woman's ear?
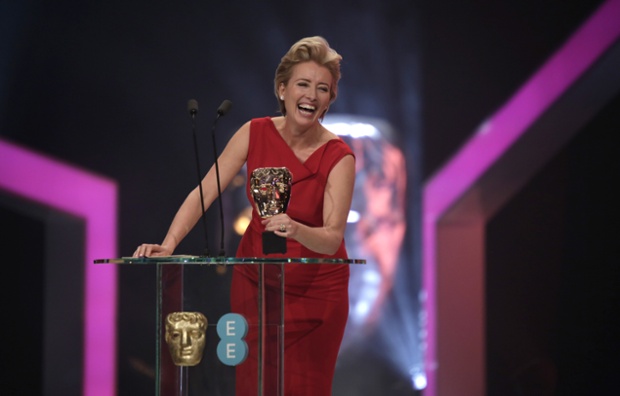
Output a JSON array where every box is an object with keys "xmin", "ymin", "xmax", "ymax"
[{"xmin": 278, "ymin": 83, "xmax": 285, "ymax": 99}]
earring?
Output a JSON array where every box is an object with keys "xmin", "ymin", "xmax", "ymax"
[{"xmin": 280, "ymin": 95, "xmax": 284, "ymax": 101}]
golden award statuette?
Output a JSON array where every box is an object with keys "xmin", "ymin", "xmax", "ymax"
[
  {"xmin": 165, "ymin": 312, "xmax": 208, "ymax": 366},
  {"xmin": 250, "ymin": 167, "xmax": 293, "ymax": 254}
]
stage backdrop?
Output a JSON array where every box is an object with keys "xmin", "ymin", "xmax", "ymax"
[{"xmin": 3, "ymin": 0, "xmax": 615, "ymax": 395}]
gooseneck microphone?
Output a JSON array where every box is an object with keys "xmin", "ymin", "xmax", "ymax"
[
  {"xmin": 188, "ymin": 99, "xmax": 211, "ymax": 257},
  {"xmin": 217, "ymin": 99, "xmax": 232, "ymax": 117},
  {"xmin": 212, "ymin": 99, "xmax": 233, "ymax": 256}
]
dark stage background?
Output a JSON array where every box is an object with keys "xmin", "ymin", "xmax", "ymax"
[{"xmin": 2, "ymin": 0, "xmax": 618, "ymax": 395}]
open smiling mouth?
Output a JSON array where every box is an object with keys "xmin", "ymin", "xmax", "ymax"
[{"xmin": 298, "ymin": 104, "xmax": 316, "ymax": 115}]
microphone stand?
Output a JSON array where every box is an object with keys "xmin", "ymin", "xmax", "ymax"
[
  {"xmin": 188, "ymin": 99, "xmax": 211, "ymax": 257},
  {"xmin": 212, "ymin": 100, "xmax": 232, "ymax": 256}
]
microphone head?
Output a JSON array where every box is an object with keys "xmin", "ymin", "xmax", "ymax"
[
  {"xmin": 188, "ymin": 99, "xmax": 199, "ymax": 116},
  {"xmin": 217, "ymin": 99, "xmax": 232, "ymax": 116}
]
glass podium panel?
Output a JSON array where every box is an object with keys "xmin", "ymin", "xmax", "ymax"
[{"xmin": 95, "ymin": 257, "xmax": 364, "ymax": 396}]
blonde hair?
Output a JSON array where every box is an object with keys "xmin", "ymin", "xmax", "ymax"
[{"xmin": 274, "ymin": 36, "xmax": 342, "ymax": 115}]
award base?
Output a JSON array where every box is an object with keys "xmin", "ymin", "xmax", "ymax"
[{"xmin": 262, "ymin": 232, "xmax": 287, "ymax": 255}]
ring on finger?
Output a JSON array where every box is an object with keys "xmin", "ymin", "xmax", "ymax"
[{"xmin": 279, "ymin": 223, "xmax": 286, "ymax": 232}]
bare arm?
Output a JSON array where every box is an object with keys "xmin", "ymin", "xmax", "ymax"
[
  {"xmin": 262, "ymin": 154, "xmax": 355, "ymax": 255},
  {"xmin": 134, "ymin": 121, "xmax": 250, "ymax": 257}
]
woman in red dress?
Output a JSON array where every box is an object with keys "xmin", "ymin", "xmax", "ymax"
[{"xmin": 135, "ymin": 36, "xmax": 355, "ymax": 395}]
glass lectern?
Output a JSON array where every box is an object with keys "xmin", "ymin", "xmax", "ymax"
[{"xmin": 95, "ymin": 256, "xmax": 364, "ymax": 396}]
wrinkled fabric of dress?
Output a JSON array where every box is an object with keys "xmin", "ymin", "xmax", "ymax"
[{"xmin": 232, "ymin": 117, "xmax": 354, "ymax": 395}]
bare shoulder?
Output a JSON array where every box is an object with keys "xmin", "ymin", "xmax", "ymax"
[
  {"xmin": 223, "ymin": 120, "xmax": 251, "ymax": 159},
  {"xmin": 322, "ymin": 125, "xmax": 340, "ymax": 143},
  {"xmin": 231, "ymin": 120, "xmax": 252, "ymax": 139}
]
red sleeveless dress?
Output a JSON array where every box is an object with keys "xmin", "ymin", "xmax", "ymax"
[{"xmin": 232, "ymin": 117, "xmax": 353, "ymax": 395}]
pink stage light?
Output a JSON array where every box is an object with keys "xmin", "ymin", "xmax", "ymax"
[
  {"xmin": 0, "ymin": 138, "xmax": 118, "ymax": 396},
  {"xmin": 422, "ymin": 0, "xmax": 620, "ymax": 395}
]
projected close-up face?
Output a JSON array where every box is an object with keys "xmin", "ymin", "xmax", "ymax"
[{"xmin": 323, "ymin": 115, "xmax": 408, "ymax": 347}]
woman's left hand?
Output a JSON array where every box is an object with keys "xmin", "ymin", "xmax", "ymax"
[{"xmin": 262, "ymin": 214, "xmax": 297, "ymax": 238}]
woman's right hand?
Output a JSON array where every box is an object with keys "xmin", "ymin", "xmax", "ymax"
[{"xmin": 133, "ymin": 243, "xmax": 173, "ymax": 258}]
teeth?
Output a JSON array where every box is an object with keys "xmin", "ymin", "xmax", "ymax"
[{"xmin": 298, "ymin": 104, "xmax": 315, "ymax": 112}]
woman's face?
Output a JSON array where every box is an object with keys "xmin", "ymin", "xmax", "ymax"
[{"xmin": 279, "ymin": 61, "xmax": 333, "ymax": 126}]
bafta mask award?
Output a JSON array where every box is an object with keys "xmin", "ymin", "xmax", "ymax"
[
  {"xmin": 165, "ymin": 312, "xmax": 208, "ymax": 366},
  {"xmin": 250, "ymin": 167, "xmax": 293, "ymax": 254}
]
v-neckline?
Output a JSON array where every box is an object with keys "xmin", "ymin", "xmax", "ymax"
[{"xmin": 267, "ymin": 118, "xmax": 332, "ymax": 165}]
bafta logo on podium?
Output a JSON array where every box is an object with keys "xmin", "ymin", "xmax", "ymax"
[{"xmin": 165, "ymin": 312, "xmax": 208, "ymax": 366}]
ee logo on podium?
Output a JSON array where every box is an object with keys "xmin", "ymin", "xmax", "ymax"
[{"xmin": 216, "ymin": 313, "xmax": 248, "ymax": 366}]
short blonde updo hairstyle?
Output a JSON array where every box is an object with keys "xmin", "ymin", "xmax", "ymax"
[{"xmin": 274, "ymin": 36, "xmax": 342, "ymax": 116}]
